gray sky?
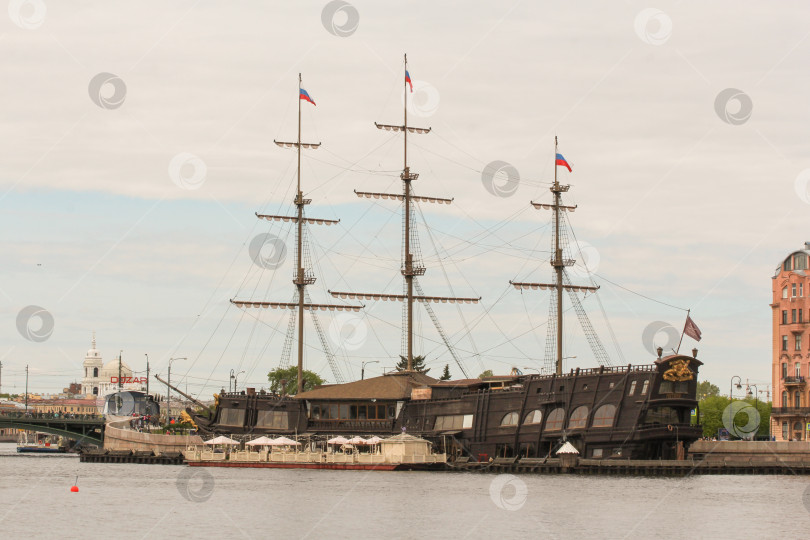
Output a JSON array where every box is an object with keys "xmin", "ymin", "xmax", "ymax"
[{"xmin": 2, "ymin": 0, "xmax": 808, "ymax": 400}]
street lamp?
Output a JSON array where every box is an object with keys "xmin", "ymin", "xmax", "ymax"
[
  {"xmin": 167, "ymin": 357, "xmax": 187, "ymax": 424},
  {"xmin": 730, "ymin": 375, "xmax": 742, "ymax": 399},
  {"xmin": 232, "ymin": 370, "xmax": 245, "ymax": 392},
  {"xmin": 361, "ymin": 360, "xmax": 379, "ymax": 380}
]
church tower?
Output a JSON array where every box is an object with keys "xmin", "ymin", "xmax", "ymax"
[{"xmin": 81, "ymin": 332, "xmax": 103, "ymax": 396}]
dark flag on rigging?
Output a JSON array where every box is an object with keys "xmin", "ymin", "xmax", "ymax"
[{"xmin": 683, "ymin": 315, "xmax": 702, "ymax": 342}]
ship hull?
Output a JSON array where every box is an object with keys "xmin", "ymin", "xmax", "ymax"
[{"xmin": 192, "ymin": 354, "xmax": 703, "ymax": 462}]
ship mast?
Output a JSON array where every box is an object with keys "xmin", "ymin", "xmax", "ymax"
[
  {"xmin": 510, "ymin": 137, "xmax": 599, "ymax": 375},
  {"xmin": 330, "ymin": 54, "xmax": 480, "ymax": 372},
  {"xmin": 231, "ymin": 74, "xmax": 362, "ymax": 394}
]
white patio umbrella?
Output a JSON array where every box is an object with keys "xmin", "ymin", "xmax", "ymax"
[
  {"xmin": 204, "ymin": 435, "xmax": 240, "ymax": 445},
  {"xmin": 347, "ymin": 436, "xmax": 368, "ymax": 445},
  {"xmin": 366, "ymin": 436, "xmax": 384, "ymax": 444},
  {"xmin": 327, "ymin": 436, "xmax": 349, "ymax": 445},
  {"xmin": 271, "ymin": 436, "xmax": 301, "ymax": 446},
  {"xmin": 246, "ymin": 436, "xmax": 276, "ymax": 446}
]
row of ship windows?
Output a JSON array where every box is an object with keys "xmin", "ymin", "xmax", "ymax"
[{"xmin": 432, "ymin": 404, "xmax": 619, "ymax": 432}]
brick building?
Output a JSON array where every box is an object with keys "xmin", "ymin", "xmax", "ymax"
[{"xmin": 771, "ymin": 243, "xmax": 810, "ymax": 441}]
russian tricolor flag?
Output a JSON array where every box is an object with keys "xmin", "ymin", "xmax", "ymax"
[
  {"xmin": 300, "ymin": 88, "xmax": 316, "ymax": 106},
  {"xmin": 405, "ymin": 70, "xmax": 413, "ymax": 93},
  {"xmin": 555, "ymin": 153, "xmax": 571, "ymax": 172}
]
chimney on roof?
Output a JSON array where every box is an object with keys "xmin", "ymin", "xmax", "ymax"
[{"xmin": 805, "ymin": 241, "xmax": 810, "ymax": 250}]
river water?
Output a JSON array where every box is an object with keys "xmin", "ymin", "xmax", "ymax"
[{"xmin": 1, "ymin": 442, "xmax": 809, "ymax": 539}]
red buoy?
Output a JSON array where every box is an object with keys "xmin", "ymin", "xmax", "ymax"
[{"xmin": 70, "ymin": 486, "xmax": 79, "ymax": 493}]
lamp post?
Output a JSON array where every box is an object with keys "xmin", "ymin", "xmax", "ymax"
[
  {"xmin": 361, "ymin": 360, "xmax": 379, "ymax": 380},
  {"xmin": 730, "ymin": 375, "xmax": 742, "ymax": 399},
  {"xmin": 233, "ymin": 370, "xmax": 245, "ymax": 393},
  {"xmin": 167, "ymin": 357, "xmax": 187, "ymax": 424}
]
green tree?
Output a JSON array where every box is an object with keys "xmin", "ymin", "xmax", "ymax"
[
  {"xmin": 395, "ymin": 355, "xmax": 430, "ymax": 373},
  {"xmin": 695, "ymin": 394, "xmax": 772, "ymax": 439},
  {"xmin": 478, "ymin": 369, "xmax": 493, "ymax": 379},
  {"xmin": 440, "ymin": 364, "xmax": 451, "ymax": 381},
  {"xmin": 267, "ymin": 366, "xmax": 325, "ymax": 396},
  {"xmin": 697, "ymin": 380, "xmax": 720, "ymax": 400}
]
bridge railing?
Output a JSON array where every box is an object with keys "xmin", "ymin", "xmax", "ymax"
[{"xmin": 0, "ymin": 411, "xmax": 105, "ymax": 422}]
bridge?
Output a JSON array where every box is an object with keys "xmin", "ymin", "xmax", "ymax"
[{"xmin": 0, "ymin": 412, "xmax": 105, "ymax": 446}]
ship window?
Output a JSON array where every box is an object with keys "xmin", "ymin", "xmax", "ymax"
[
  {"xmin": 642, "ymin": 406, "xmax": 679, "ymax": 425},
  {"xmin": 592, "ymin": 448, "xmax": 603, "ymax": 458},
  {"xmin": 367, "ymin": 405, "xmax": 377, "ymax": 420},
  {"xmin": 583, "ymin": 384, "xmax": 589, "ymax": 391},
  {"xmin": 329, "ymin": 404, "xmax": 338, "ymax": 419},
  {"xmin": 592, "ymin": 404, "xmax": 617, "ymax": 427},
  {"xmin": 220, "ymin": 407, "xmax": 245, "ymax": 427},
  {"xmin": 311, "ymin": 405, "xmax": 320, "ymax": 419},
  {"xmin": 256, "ymin": 410, "xmax": 289, "ymax": 429},
  {"xmin": 641, "ymin": 380, "xmax": 649, "ymax": 395},
  {"xmin": 545, "ymin": 408, "xmax": 565, "ymax": 431},
  {"xmin": 567, "ymin": 406, "xmax": 589, "ymax": 429},
  {"xmin": 612, "ymin": 448, "xmax": 622, "ymax": 457},
  {"xmin": 434, "ymin": 414, "xmax": 473, "ymax": 431},
  {"xmin": 387, "ymin": 405, "xmax": 396, "ymax": 419},
  {"xmin": 523, "ymin": 409, "xmax": 543, "ymax": 425},
  {"xmin": 500, "ymin": 412, "xmax": 519, "ymax": 426},
  {"xmin": 339, "ymin": 404, "xmax": 349, "ymax": 419},
  {"xmin": 628, "ymin": 381, "xmax": 637, "ymax": 396},
  {"xmin": 674, "ymin": 381, "xmax": 688, "ymax": 393},
  {"xmin": 609, "ymin": 382, "xmax": 615, "ymax": 389}
]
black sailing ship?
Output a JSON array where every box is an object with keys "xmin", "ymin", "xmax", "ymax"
[{"xmin": 189, "ymin": 57, "xmax": 703, "ymax": 461}]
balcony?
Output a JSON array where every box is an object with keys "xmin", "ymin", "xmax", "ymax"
[
  {"xmin": 771, "ymin": 407, "xmax": 810, "ymax": 415},
  {"xmin": 783, "ymin": 376, "xmax": 806, "ymax": 387}
]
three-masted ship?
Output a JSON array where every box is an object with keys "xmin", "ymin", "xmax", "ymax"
[{"xmin": 190, "ymin": 57, "xmax": 703, "ymax": 461}]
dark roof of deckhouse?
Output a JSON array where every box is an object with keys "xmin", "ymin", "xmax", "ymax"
[{"xmin": 294, "ymin": 371, "xmax": 437, "ymax": 401}]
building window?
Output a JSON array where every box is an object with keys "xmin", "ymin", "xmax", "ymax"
[
  {"xmin": 792, "ymin": 309, "xmax": 797, "ymax": 323},
  {"xmin": 802, "ymin": 284, "xmax": 805, "ymax": 297},
  {"xmin": 783, "ymin": 310, "xmax": 788, "ymax": 324},
  {"xmin": 500, "ymin": 412, "xmax": 519, "ymax": 427},
  {"xmin": 93, "ymin": 368, "xmax": 98, "ymax": 378},
  {"xmin": 567, "ymin": 406, "xmax": 589, "ymax": 429},
  {"xmin": 797, "ymin": 254, "xmax": 808, "ymax": 270},
  {"xmin": 783, "ymin": 421, "xmax": 789, "ymax": 440},
  {"xmin": 523, "ymin": 410, "xmax": 542, "ymax": 425},
  {"xmin": 545, "ymin": 408, "xmax": 565, "ymax": 431},
  {"xmin": 783, "ymin": 363, "xmax": 788, "ymax": 378},
  {"xmin": 785, "ymin": 259, "xmax": 793, "ymax": 271},
  {"xmin": 592, "ymin": 448, "xmax": 603, "ymax": 458},
  {"xmin": 795, "ymin": 391, "xmax": 802, "ymax": 408},
  {"xmin": 783, "ymin": 336, "xmax": 789, "ymax": 351},
  {"xmin": 592, "ymin": 404, "xmax": 617, "ymax": 427},
  {"xmin": 783, "ymin": 286, "xmax": 789, "ymax": 299},
  {"xmin": 793, "ymin": 284, "xmax": 798, "ymax": 297},
  {"xmin": 797, "ymin": 336, "xmax": 803, "ymax": 351},
  {"xmin": 628, "ymin": 381, "xmax": 637, "ymax": 396},
  {"xmin": 801, "ymin": 310, "xmax": 805, "ymax": 323},
  {"xmin": 783, "ymin": 391, "xmax": 789, "ymax": 407},
  {"xmin": 641, "ymin": 380, "xmax": 649, "ymax": 395},
  {"xmin": 797, "ymin": 362, "xmax": 803, "ymax": 376}
]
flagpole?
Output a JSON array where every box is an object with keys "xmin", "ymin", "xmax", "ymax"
[{"xmin": 675, "ymin": 308, "xmax": 690, "ymax": 354}]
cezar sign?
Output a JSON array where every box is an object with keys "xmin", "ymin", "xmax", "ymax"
[{"xmin": 110, "ymin": 377, "xmax": 147, "ymax": 384}]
